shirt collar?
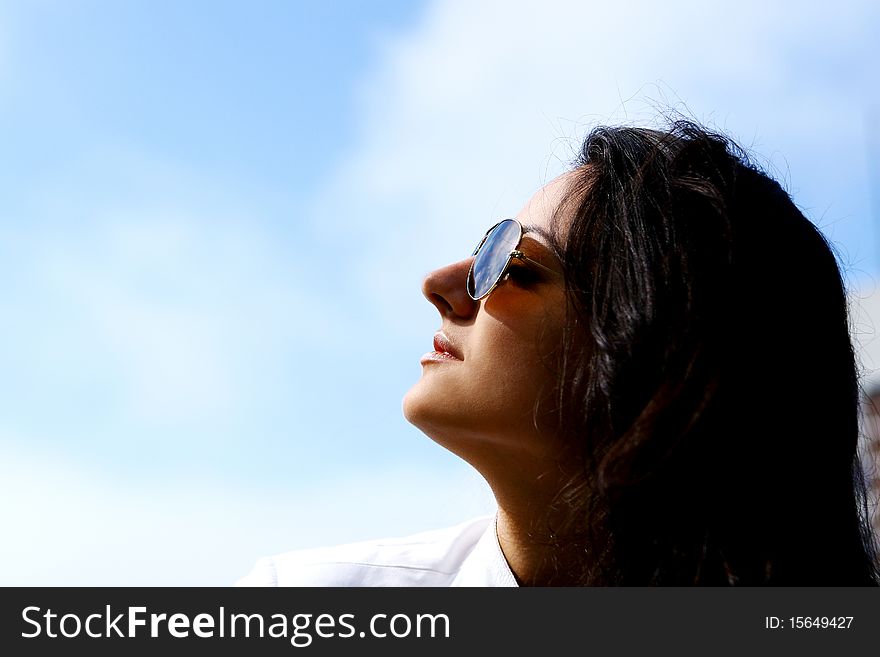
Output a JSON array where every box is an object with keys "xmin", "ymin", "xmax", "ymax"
[{"xmin": 450, "ymin": 513, "xmax": 519, "ymax": 587}]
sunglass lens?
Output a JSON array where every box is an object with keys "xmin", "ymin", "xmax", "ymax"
[{"xmin": 467, "ymin": 219, "xmax": 521, "ymax": 298}]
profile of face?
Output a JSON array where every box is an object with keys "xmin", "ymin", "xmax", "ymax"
[{"xmin": 402, "ymin": 174, "xmax": 576, "ymax": 489}]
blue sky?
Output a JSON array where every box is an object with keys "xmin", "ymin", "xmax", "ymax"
[
  {"xmin": 0, "ymin": 0, "xmax": 429, "ymax": 479},
  {"xmin": 1, "ymin": 0, "xmax": 879, "ymax": 584},
  {"xmin": 0, "ymin": 1, "xmax": 416, "ymax": 191}
]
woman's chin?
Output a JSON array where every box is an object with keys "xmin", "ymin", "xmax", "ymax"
[{"xmin": 401, "ymin": 381, "xmax": 434, "ymax": 429}]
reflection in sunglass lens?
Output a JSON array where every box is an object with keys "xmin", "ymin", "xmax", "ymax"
[{"xmin": 467, "ymin": 219, "xmax": 521, "ymax": 299}]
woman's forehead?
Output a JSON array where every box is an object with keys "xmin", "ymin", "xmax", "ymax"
[{"xmin": 515, "ymin": 171, "xmax": 579, "ymax": 240}]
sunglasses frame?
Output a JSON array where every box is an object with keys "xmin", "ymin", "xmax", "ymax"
[{"xmin": 466, "ymin": 218, "xmax": 561, "ymax": 300}]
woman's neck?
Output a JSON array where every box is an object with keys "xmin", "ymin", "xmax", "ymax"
[{"xmin": 493, "ymin": 484, "xmax": 586, "ymax": 587}]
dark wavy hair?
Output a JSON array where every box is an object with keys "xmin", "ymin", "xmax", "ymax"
[{"xmin": 541, "ymin": 120, "xmax": 879, "ymax": 585}]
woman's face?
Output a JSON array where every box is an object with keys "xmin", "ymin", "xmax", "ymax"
[{"xmin": 403, "ymin": 175, "xmax": 574, "ymax": 482}]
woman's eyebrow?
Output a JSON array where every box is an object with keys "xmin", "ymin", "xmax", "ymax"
[
  {"xmin": 521, "ymin": 223, "xmax": 562, "ymax": 260},
  {"xmin": 521, "ymin": 223, "xmax": 554, "ymax": 244}
]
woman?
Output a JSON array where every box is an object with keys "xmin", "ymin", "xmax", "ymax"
[{"xmin": 238, "ymin": 120, "xmax": 880, "ymax": 586}]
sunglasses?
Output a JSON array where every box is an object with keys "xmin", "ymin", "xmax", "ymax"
[{"xmin": 466, "ymin": 218, "xmax": 561, "ymax": 300}]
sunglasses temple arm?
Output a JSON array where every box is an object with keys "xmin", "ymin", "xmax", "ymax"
[{"xmin": 511, "ymin": 251, "xmax": 563, "ymax": 280}]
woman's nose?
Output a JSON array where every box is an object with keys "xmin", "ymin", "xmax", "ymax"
[{"xmin": 421, "ymin": 258, "xmax": 479, "ymax": 320}]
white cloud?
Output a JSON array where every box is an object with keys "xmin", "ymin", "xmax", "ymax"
[
  {"xmin": 0, "ymin": 439, "xmax": 494, "ymax": 585},
  {"xmin": 3, "ymin": 146, "xmax": 349, "ymax": 427},
  {"xmin": 310, "ymin": 0, "xmax": 880, "ymax": 339}
]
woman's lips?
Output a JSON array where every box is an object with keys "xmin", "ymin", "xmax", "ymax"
[{"xmin": 420, "ymin": 331, "xmax": 463, "ymax": 364}]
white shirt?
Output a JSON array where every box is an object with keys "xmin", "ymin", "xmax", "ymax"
[{"xmin": 235, "ymin": 515, "xmax": 519, "ymax": 587}]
